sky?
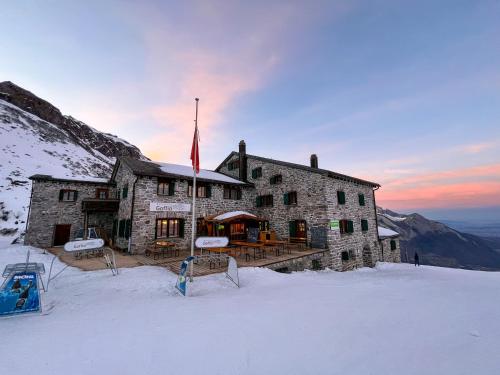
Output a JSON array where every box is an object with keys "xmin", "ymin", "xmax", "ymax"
[{"xmin": 1, "ymin": 0, "xmax": 499, "ymax": 214}]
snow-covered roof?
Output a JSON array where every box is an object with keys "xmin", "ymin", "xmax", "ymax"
[
  {"xmin": 158, "ymin": 162, "xmax": 245, "ymax": 184},
  {"xmin": 119, "ymin": 157, "xmax": 246, "ymax": 185},
  {"xmin": 212, "ymin": 211, "xmax": 256, "ymax": 221},
  {"xmin": 30, "ymin": 174, "xmax": 111, "ymax": 184},
  {"xmin": 378, "ymin": 226, "xmax": 400, "ymax": 238}
]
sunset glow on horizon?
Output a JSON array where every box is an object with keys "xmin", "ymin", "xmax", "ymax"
[{"xmin": 1, "ymin": 0, "xmax": 499, "ymax": 212}]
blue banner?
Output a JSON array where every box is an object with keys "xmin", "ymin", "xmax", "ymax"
[
  {"xmin": 176, "ymin": 256, "xmax": 195, "ymax": 296},
  {"xmin": 0, "ymin": 271, "xmax": 41, "ymax": 316}
]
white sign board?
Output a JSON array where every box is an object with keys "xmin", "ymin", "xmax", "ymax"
[
  {"xmin": 64, "ymin": 239, "xmax": 104, "ymax": 252},
  {"xmin": 149, "ymin": 202, "xmax": 191, "ymax": 212},
  {"xmin": 195, "ymin": 236, "xmax": 229, "ymax": 248}
]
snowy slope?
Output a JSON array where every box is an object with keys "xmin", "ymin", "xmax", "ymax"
[
  {"xmin": 1, "ymin": 244, "xmax": 499, "ymax": 375},
  {"xmin": 0, "ymin": 99, "xmax": 113, "ymax": 240}
]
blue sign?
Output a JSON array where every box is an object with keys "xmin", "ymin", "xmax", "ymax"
[
  {"xmin": 0, "ymin": 272, "xmax": 41, "ymax": 316},
  {"xmin": 175, "ymin": 256, "xmax": 195, "ymax": 296}
]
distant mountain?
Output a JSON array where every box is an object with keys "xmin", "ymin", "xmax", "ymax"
[
  {"xmin": 378, "ymin": 208, "xmax": 500, "ymax": 271},
  {"xmin": 0, "ymin": 81, "xmax": 148, "ymax": 241}
]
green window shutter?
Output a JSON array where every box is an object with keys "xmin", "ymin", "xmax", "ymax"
[
  {"xmin": 118, "ymin": 220, "xmax": 125, "ymax": 237},
  {"xmin": 289, "ymin": 221, "xmax": 297, "ymax": 237},
  {"xmin": 125, "ymin": 219, "xmax": 131, "ymax": 239},
  {"xmin": 154, "ymin": 220, "xmax": 158, "ymax": 239},
  {"xmin": 252, "ymin": 169, "xmax": 257, "ymax": 179},
  {"xmin": 179, "ymin": 219, "xmax": 185, "ymax": 238},
  {"xmin": 123, "ymin": 186, "xmax": 128, "ymax": 199},
  {"xmin": 58, "ymin": 190, "xmax": 64, "ymax": 201},
  {"xmin": 168, "ymin": 181, "xmax": 175, "ymax": 196},
  {"xmin": 361, "ymin": 219, "xmax": 368, "ymax": 231},
  {"xmin": 112, "ymin": 220, "xmax": 117, "ymax": 237},
  {"xmin": 359, "ymin": 194, "xmax": 365, "ymax": 206},
  {"xmin": 73, "ymin": 191, "xmax": 78, "ymax": 201},
  {"xmin": 347, "ymin": 220, "xmax": 354, "ymax": 233},
  {"xmin": 337, "ymin": 191, "xmax": 346, "ymax": 204},
  {"xmin": 237, "ymin": 189, "xmax": 242, "ymax": 200},
  {"xmin": 256, "ymin": 196, "xmax": 261, "ymax": 207},
  {"xmin": 283, "ymin": 193, "xmax": 289, "ymax": 205},
  {"xmin": 390, "ymin": 240, "xmax": 396, "ymax": 250},
  {"xmin": 206, "ymin": 185, "xmax": 212, "ymax": 198}
]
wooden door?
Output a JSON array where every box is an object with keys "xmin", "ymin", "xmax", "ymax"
[
  {"xmin": 53, "ymin": 224, "xmax": 71, "ymax": 246},
  {"xmin": 295, "ymin": 220, "xmax": 307, "ymax": 239}
]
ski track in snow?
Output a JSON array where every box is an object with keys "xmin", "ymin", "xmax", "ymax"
[{"xmin": 1, "ymin": 244, "xmax": 499, "ymax": 375}]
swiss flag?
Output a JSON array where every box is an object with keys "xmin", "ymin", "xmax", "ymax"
[{"xmin": 190, "ymin": 123, "xmax": 200, "ymax": 174}]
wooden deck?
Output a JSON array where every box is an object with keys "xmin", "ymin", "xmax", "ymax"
[
  {"xmin": 46, "ymin": 245, "xmax": 327, "ymax": 276},
  {"xmin": 132, "ymin": 246, "xmax": 326, "ymax": 276}
]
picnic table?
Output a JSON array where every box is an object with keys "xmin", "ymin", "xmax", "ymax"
[
  {"xmin": 259, "ymin": 240, "xmax": 289, "ymax": 256},
  {"xmin": 145, "ymin": 240, "xmax": 178, "ymax": 260},
  {"xmin": 231, "ymin": 241, "xmax": 266, "ymax": 261}
]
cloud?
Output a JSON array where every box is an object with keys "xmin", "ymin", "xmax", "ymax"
[{"xmin": 459, "ymin": 142, "xmax": 496, "ymax": 154}]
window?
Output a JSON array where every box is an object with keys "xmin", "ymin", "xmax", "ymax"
[
  {"xmin": 227, "ymin": 160, "xmax": 240, "ymax": 170},
  {"xmin": 112, "ymin": 220, "xmax": 117, "ymax": 238},
  {"xmin": 270, "ymin": 174, "xmax": 282, "ymax": 185},
  {"xmin": 155, "ymin": 219, "xmax": 184, "ymax": 238},
  {"xmin": 224, "ymin": 186, "xmax": 242, "ymax": 200},
  {"xmin": 122, "ymin": 185, "xmax": 128, "ymax": 199},
  {"xmin": 341, "ymin": 251, "xmax": 350, "ymax": 262},
  {"xmin": 284, "ymin": 191, "xmax": 297, "ymax": 205},
  {"xmin": 59, "ymin": 189, "xmax": 78, "ymax": 202},
  {"xmin": 230, "ymin": 223, "xmax": 245, "ymax": 235},
  {"xmin": 188, "ymin": 183, "xmax": 211, "ymax": 198},
  {"xmin": 361, "ymin": 219, "xmax": 369, "ymax": 232},
  {"xmin": 337, "ymin": 191, "xmax": 346, "ymax": 205},
  {"xmin": 339, "ymin": 219, "xmax": 354, "ymax": 234},
  {"xmin": 251, "ymin": 167, "xmax": 262, "ymax": 179},
  {"xmin": 259, "ymin": 221, "xmax": 270, "ymax": 231},
  {"xmin": 256, "ymin": 194, "xmax": 273, "ymax": 207},
  {"xmin": 96, "ymin": 188, "xmax": 109, "ymax": 199},
  {"xmin": 358, "ymin": 193, "xmax": 365, "ymax": 206},
  {"xmin": 390, "ymin": 240, "xmax": 397, "ymax": 250},
  {"xmin": 158, "ymin": 179, "xmax": 175, "ymax": 196}
]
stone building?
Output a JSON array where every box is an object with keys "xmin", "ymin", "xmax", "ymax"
[
  {"xmin": 25, "ymin": 140, "xmax": 400, "ymax": 271},
  {"xmin": 377, "ymin": 226, "xmax": 401, "ymax": 263}
]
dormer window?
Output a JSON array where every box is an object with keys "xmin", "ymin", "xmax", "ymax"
[{"xmin": 227, "ymin": 160, "xmax": 240, "ymax": 170}]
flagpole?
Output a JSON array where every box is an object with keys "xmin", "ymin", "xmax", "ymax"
[{"xmin": 190, "ymin": 98, "xmax": 199, "ymax": 282}]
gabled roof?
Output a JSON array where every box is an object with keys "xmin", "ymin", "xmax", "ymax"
[
  {"xmin": 116, "ymin": 157, "xmax": 249, "ymax": 185},
  {"xmin": 216, "ymin": 152, "xmax": 380, "ymax": 187}
]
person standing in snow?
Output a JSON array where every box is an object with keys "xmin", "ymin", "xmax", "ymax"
[{"xmin": 414, "ymin": 252, "xmax": 420, "ymax": 267}]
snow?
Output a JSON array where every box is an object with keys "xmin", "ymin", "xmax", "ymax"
[
  {"xmin": 212, "ymin": 210, "xmax": 256, "ymax": 221},
  {"xmin": 378, "ymin": 226, "xmax": 399, "ymax": 238},
  {"xmin": 381, "ymin": 213, "xmax": 407, "ymax": 221},
  {"xmin": 1, "ymin": 244, "xmax": 500, "ymax": 375},
  {"xmin": 158, "ymin": 162, "xmax": 245, "ymax": 184},
  {"xmin": 41, "ymin": 175, "xmax": 110, "ymax": 183}
]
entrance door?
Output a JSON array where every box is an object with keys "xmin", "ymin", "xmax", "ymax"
[
  {"xmin": 53, "ymin": 224, "xmax": 71, "ymax": 246},
  {"xmin": 296, "ymin": 220, "xmax": 307, "ymax": 239}
]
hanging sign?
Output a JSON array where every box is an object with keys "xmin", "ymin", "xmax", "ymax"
[
  {"xmin": 329, "ymin": 220, "xmax": 340, "ymax": 231},
  {"xmin": 150, "ymin": 202, "xmax": 191, "ymax": 212},
  {"xmin": 195, "ymin": 237, "xmax": 229, "ymax": 248},
  {"xmin": 0, "ymin": 272, "xmax": 41, "ymax": 316},
  {"xmin": 64, "ymin": 238, "xmax": 104, "ymax": 252}
]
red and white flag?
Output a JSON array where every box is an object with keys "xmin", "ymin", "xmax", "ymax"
[{"xmin": 190, "ymin": 123, "xmax": 200, "ymax": 174}]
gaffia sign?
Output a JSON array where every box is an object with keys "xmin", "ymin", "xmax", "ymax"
[
  {"xmin": 0, "ymin": 272, "xmax": 41, "ymax": 316},
  {"xmin": 150, "ymin": 202, "xmax": 191, "ymax": 212}
]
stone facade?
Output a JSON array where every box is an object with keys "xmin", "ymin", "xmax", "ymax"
[
  {"xmin": 25, "ymin": 177, "xmax": 116, "ymax": 248},
  {"xmin": 25, "ymin": 141, "xmax": 402, "ymax": 272},
  {"xmin": 217, "ymin": 149, "xmax": 382, "ymax": 271},
  {"xmin": 379, "ymin": 237, "xmax": 401, "ymax": 263}
]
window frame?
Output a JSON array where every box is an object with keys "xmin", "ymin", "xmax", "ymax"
[
  {"xmin": 223, "ymin": 185, "xmax": 242, "ymax": 200},
  {"xmin": 337, "ymin": 190, "xmax": 346, "ymax": 205},
  {"xmin": 361, "ymin": 219, "xmax": 369, "ymax": 232},
  {"xmin": 358, "ymin": 193, "xmax": 366, "ymax": 206},
  {"xmin": 270, "ymin": 174, "xmax": 282, "ymax": 185},
  {"xmin": 251, "ymin": 167, "xmax": 263, "ymax": 179},
  {"xmin": 59, "ymin": 189, "xmax": 78, "ymax": 202},
  {"xmin": 155, "ymin": 218, "xmax": 184, "ymax": 239},
  {"xmin": 96, "ymin": 188, "xmax": 109, "ymax": 200}
]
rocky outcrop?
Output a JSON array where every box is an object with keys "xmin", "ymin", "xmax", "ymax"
[{"xmin": 0, "ymin": 81, "xmax": 147, "ymax": 161}]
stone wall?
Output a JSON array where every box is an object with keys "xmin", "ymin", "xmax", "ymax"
[
  {"xmin": 219, "ymin": 152, "xmax": 381, "ymax": 271},
  {"xmin": 123, "ymin": 169, "xmax": 255, "ymax": 254},
  {"xmin": 265, "ymin": 250, "xmax": 331, "ymax": 272},
  {"xmin": 113, "ymin": 162, "xmax": 137, "ymax": 249},
  {"xmin": 380, "ymin": 237, "xmax": 401, "ymax": 263},
  {"xmin": 25, "ymin": 179, "xmax": 116, "ymax": 248}
]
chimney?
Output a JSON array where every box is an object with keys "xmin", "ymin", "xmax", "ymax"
[
  {"xmin": 239, "ymin": 140, "xmax": 247, "ymax": 181},
  {"xmin": 310, "ymin": 154, "xmax": 318, "ymax": 168}
]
